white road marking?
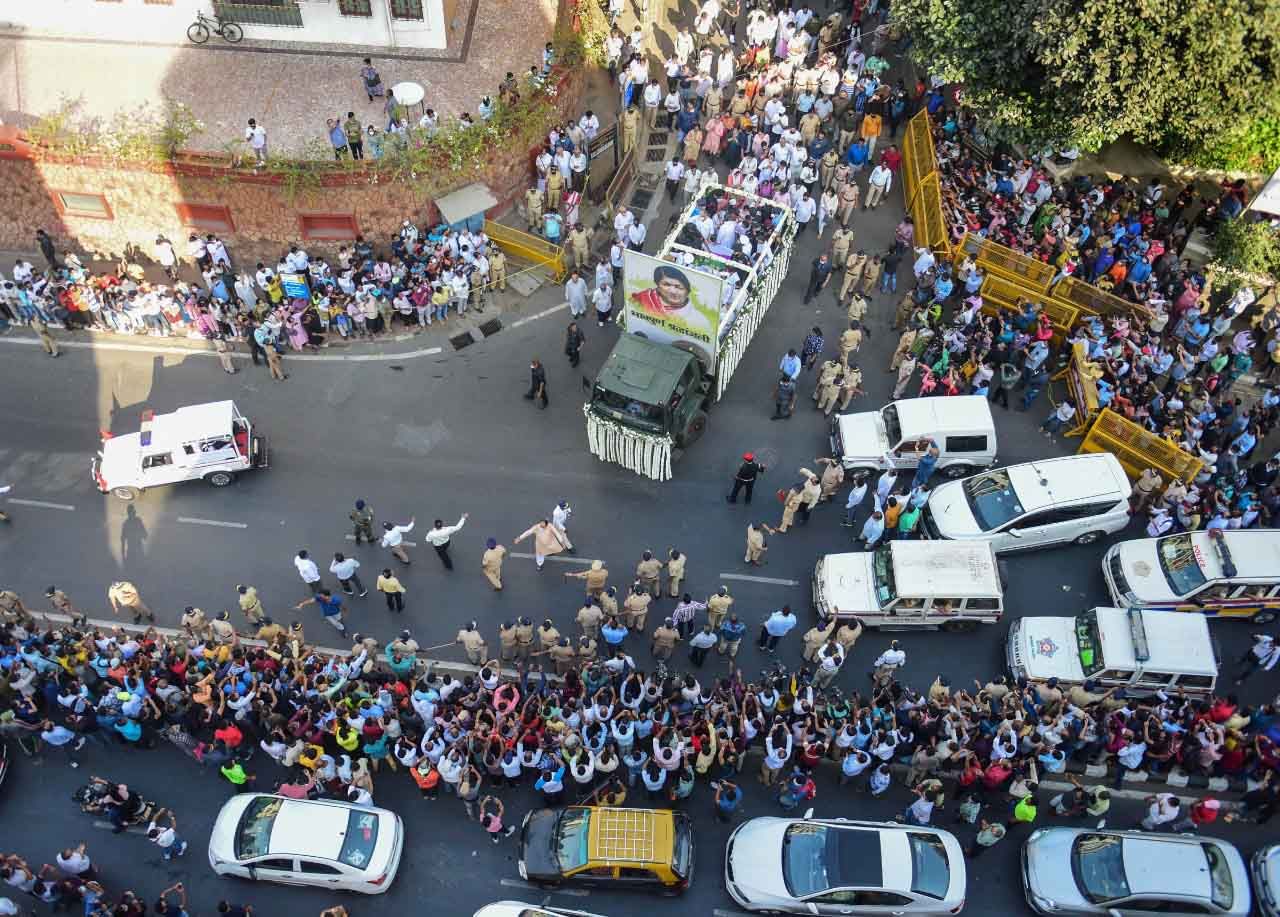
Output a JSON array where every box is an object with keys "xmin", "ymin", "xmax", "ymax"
[
  {"xmin": 720, "ymin": 573, "xmax": 800, "ymax": 586},
  {"xmin": 6, "ymin": 498, "xmax": 75, "ymax": 511},
  {"xmin": 177, "ymin": 516, "xmax": 248, "ymax": 529},
  {"xmin": 510, "ymin": 552, "xmax": 595, "ymax": 566},
  {"xmin": 0, "ymin": 334, "xmax": 442, "ymax": 362},
  {"xmin": 345, "ymin": 534, "xmax": 417, "ymax": 547},
  {"xmin": 498, "ymin": 878, "xmax": 589, "ymax": 897},
  {"xmin": 508, "ymin": 302, "xmax": 569, "ymax": 330}
]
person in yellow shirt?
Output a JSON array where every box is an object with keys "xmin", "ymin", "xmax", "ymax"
[{"xmin": 377, "ymin": 568, "xmax": 406, "ymax": 612}]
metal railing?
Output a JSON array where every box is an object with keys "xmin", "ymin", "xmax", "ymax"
[{"xmin": 212, "ymin": 0, "xmax": 302, "ymax": 27}]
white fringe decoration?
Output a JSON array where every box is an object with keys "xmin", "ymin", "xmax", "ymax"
[{"xmin": 584, "ymin": 405, "xmax": 674, "ymax": 481}]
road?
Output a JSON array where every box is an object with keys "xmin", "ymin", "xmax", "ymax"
[{"xmin": 2, "ymin": 67, "xmax": 1277, "ymax": 917}]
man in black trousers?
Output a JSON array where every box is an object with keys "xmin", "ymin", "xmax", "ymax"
[{"xmin": 727, "ymin": 452, "xmax": 765, "ymax": 504}]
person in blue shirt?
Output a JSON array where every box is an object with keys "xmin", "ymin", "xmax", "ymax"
[
  {"xmin": 779, "ymin": 349, "xmax": 801, "ymax": 380},
  {"xmin": 295, "ymin": 589, "xmax": 346, "ymax": 635},
  {"xmin": 113, "ymin": 716, "xmax": 142, "ymax": 744},
  {"xmin": 845, "ymin": 138, "xmax": 868, "ymax": 170},
  {"xmin": 601, "ymin": 616, "xmax": 628, "ymax": 649},
  {"xmin": 717, "ymin": 614, "xmax": 746, "ymax": 657},
  {"xmin": 326, "ymin": 119, "xmax": 348, "ymax": 160},
  {"xmin": 714, "ymin": 779, "xmax": 743, "ymax": 822}
]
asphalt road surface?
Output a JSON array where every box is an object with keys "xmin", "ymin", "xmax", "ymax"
[{"xmin": 2, "ymin": 145, "xmax": 1276, "ymax": 917}]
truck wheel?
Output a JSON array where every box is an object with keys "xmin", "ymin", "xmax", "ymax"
[
  {"xmin": 678, "ymin": 411, "xmax": 708, "ymax": 448},
  {"xmin": 112, "ymin": 486, "xmax": 139, "ymax": 502},
  {"xmin": 941, "ymin": 619, "xmax": 978, "ymax": 633},
  {"xmin": 204, "ymin": 471, "xmax": 236, "ymax": 488}
]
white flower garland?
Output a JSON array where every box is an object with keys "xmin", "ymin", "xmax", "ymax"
[{"xmin": 583, "ymin": 405, "xmax": 673, "ymax": 481}]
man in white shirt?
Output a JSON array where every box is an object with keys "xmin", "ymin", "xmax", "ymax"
[
  {"xmin": 642, "ymin": 79, "xmax": 663, "ymax": 129},
  {"xmin": 285, "ymin": 246, "xmax": 309, "ymax": 272},
  {"xmin": 329, "ymin": 552, "xmax": 367, "ymax": 597},
  {"xmin": 1140, "ymin": 793, "xmax": 1180, "ymax": 831},
  {"xmin": 245, "ymin": 118, "xmax": 267, "ymax": 162},
  {"xmin": 425, "ymin": 514, "xmax": 468, "ymax": 569},
  {"xmin": 794, "ymin": 191, "xmax": 816, "ymax": 234},
  {"xmin": 872, "ymin": 640, "xmax": 906, "ymax": 684},
  {"xmin": 866, "ymin": 162, "xmax": 893, "ymax": 209},
  {"xmin": 294, "ymin": 550, "xmax": 322, "ymax": 594},
  {"xmin": 381, "ymin": 517, "xmax": 417, "ymax": 565},
  {"xmin": 664, "ymin": 157, "xmax": 686, "ymax": 202},
  {"xmin": 627, "ymin": 220, "xmax": 647, "ymax": 252},
  {"xmin": 579, "ymin": 110, "xmax": 600, "ymax": 140}
]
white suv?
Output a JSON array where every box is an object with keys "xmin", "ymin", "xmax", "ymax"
[{"xmin": 922, "ymin": 452, "xmax": 1131, "ymax": 552}]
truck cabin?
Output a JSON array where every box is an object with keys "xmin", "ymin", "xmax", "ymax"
[{"xmin": 590, "ymin": 335, "xmax": 705, "ymax": 437}]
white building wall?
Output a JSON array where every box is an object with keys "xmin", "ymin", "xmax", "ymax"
[{"xmin": 0, "ymin": 0, "xmax": 447, "ymax": 51}]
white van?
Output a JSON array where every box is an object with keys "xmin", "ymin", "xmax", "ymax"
[
  {"xmin": 1102, "ymin": 529, "xmax": 1280, "ymax": 624},
  {"xmin": 812, "ymin": 540, "xmax": 1003, "ymax": 632},
  {"xmin": 1006, "ymin": 606, "xmax": 1219, "ymax": 697},
  {"xmin": 831, "ymin": 395, "xmax": 997, "ymax": 477},
  {"xmin": 92, "ymin": 400, "xmax": 268, "ymax": 501},
  {"xmin": 921, "ymin": 453, "xmax": 1132, "ymax": 552}
]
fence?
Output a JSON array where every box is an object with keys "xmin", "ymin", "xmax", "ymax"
[
  {"xmin": 1079, "ymin": 408, "xmax": 1204, "ymax": 483},
  {"xmin": 603, "ymin": 146, "xmax": 636, "ymax": 215},
  {"xmin": 899, "ymin": 110, "xmax": 950, "ymax": 258},
  {"xmin": 484, "ymin": 220, "xmax": 567, "ymax": 284}
]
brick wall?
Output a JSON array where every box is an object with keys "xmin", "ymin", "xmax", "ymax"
[{"xmin": 0, "ymin": 69, "xmax": 582, "ymax": 265}]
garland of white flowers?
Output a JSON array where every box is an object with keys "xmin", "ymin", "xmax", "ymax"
[{"xmin": 583, "ymin": 404, "xmax": 673, "ymax": 480}]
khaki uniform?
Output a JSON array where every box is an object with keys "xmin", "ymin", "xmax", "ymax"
[
  {"xmin": 860, "ymin": 259, "xmax": 882, "ymax": 295},
  {"xmin": 745, "ymin": 524, "xmax": 768, "ymax": 563},
  {"xmin": 846, "ymin": 293, "xmax": 869, "ymax": 325},
  {"xmin": 576, "ymin": 637, "xmax": 598, "ymax": 664},
  {"xmin": 666, "ymin": 552, "xmax": 686, "ymax": 597},
  {"xmin": 830, "ymin": 228, "xmax": 852, "ymax": 268},
  {"xmin": 108, "ymin": 581, "xmax": 154, "ymax": 622},
  {"xmin": 568, "ymin": 227, "xmax": 591, "ymax": 270},
  {"xmin": 457, "ymin": 628, "xmax": 488, "ymax": 665},
  {"xmin": 837, "ymin": 327, "xmax": 862, "ymax": 364},
  {"xmin": 181, "ymin": 606, "xmax": 207, "ymax": 635},
  {"xmin": 816, "ymin": 377, "xmax": 842, "ymax": 415},
  {"xmin": 778, "ymin": 489, "xmax": 804, "ymax": 532},
  {"xmin": 549, "ymin": 642, "xmax": 577, "ymax": 674},
  {"xmin": 534, "ymin": 624, "xmax": 559, "ymax": 653},
  {"xmin": 498, "ymin": 623, "xmax": 518, "ymax": 661},
  {"xmin": 707, "ymin": 593, "xmax": 734, "ymax": 630},
  {"xmin": 265, "ymin": 345, "xmax": 285, "ymax": 381},
  {"xmin": 525, "ymin": 187, "xmax": 544, "ymax": 232},
  {"xmin": 837, "ymin": 181, "xmax": 860, "ymax": 226},
  {"xmin": 256, "ymin": 621, "xmax": 286, "ymax": 645},
  {"xmin": 623, "ymin": 591, "xmax": 651, "ymax": 631},
  {"xmin": 349, "ymin": 505, "xmax": 376, "ymax": 543},
  {"xmin": 893, "ymin": 292, "xmax": 917, "ymax": 330},
  {"xmin": 636, "ymin": 557, "xmax": 662, "ymax": 597},
  {"xmin": 703, "ymin": 88, "xmax": 722, "ymax": 120},
  {"xmin": 0, "ymin": 591, "xmax": 33, "ymax": 628},
  {"xmin": 890, "ymin": 328, "xmax": 918, "ymax": 369},
  {"xmin": 568, "ymin": 565, "xmax": 609, "ymax": 596},
  {"xmin": 819, "ymin": 150, "xmax": 840, "ymax": 191},
  {"xmin": 812, "ymin": 359, "xmax": 841, "ymax": 401},
  {"xmin": 210, "ymin": 617, "xmax": 237, "ymax": 645},
  {"xmin": 802, "ymin": 621, "xmax": 836, "ymax": 661},
  {"xmin": 838, "ymin": 253, "xmax": 867, "ymax": 301},
  {"xmin": 30, "ymin": 315, "xmax": 58, "ymax": 356},
  {"xmin": 489, "ymin": 249, "xmax": 507, "ymax": 292},
  {"xmin": 651, "ymin": 623, "xmax": 680, "ymax": 660},
  {"xmin": 47, "ymin": 589, "xmax": 80, "ymax": 622},
  {"xmin": 576, "ymin": 602, "xmax": 603, "ymax": 639},
  {"xmin": 599, "ymin": 590, "xmax": 619, "ymax": 621},
  {"xmin": 238, "ymin": 586, "xmax": 265, "ymax": 625},
  {"xmin": 481, "ymin": 545, "xmax": 507, "ymax": 591},
  {"xmin": 546, "ymin": 171, "xmax": 565, "ymax": 212},
  {"xmin": 817, "ymin": 459, "xmax": 844, "ymax": 499},
  {"xmin": 835, "ymin": 619, "xmax": 863, "ymax": 652},
  {"xmin": 620, "ymin": 108, "xmax": 641, "ymax": 155},
  {"xmin": 514, "ymin": 621, "xmax": 534, "ymax": 660},
  {"xmin": 839, "ymin": 368, "xmax": 863, "ymax": 409}
]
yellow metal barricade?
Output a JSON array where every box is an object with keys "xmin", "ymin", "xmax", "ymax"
[
  {"xmin": 1078, "ymin": 408, "xmax": 1203, "ymax": 483},
  {"xmin": 900, "ymin": 111, "xmax": 951, "ymax": 259},
  {"xmin": 1052, "ymin": 276, "xmax": 1151, "ymax": 321},
  {"xmin": 484, "ymin": 219, "xmax": 567, "ymax": 284}
]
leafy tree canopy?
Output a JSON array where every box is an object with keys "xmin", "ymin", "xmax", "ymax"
[{"xmin": 892, "ymin": 0, "xmax": 1280, "ymax": 153}]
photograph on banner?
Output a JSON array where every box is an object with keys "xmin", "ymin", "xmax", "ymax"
[
  {"xmin": 667, "ymin": 245, "xmax": 751, "ymax": 345},
  {"xmin": 623, "ymin": 251, "xmax": 724, "ymax": 368}
]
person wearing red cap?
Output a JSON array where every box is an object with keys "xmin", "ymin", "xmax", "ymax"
[
  {"xmin": 727, "ymin": 452, "xmax": 766, "ymax": 504},
  {"xmin": 1171, "ymin": 796, "xmax": 1220, "ymax": 832}
]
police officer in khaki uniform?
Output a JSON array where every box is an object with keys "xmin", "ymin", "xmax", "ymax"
[
  {"xmin": 0, "ymin": 590, "xmax": 32, "ymax": 629},
  {"xmin": 890, "ymin": 326, "xmax": 918, "ymax": 369},
  {"xmin": 30, "ymin": 314, "xmax": 59, "ymax": 357},
  {"xmin": 745, "ymin": 522, "xmax": 773, "ymax": 564},
  {"xmin": 514, "ymin": 616, "xmax": 535, "ymax": 661},
  {"xmin": 812, "ymin": 359, "xmax": 841, "ymax": 402},
  {"xmin": 210, "ymin": 610, "xmax": 237, "ymax": 645},
  {"xmin": 707, "ymin": 586, "xmax": 733, "ymax": 630},
  {"xmin": 524, "ymin": 186, "xmax": 544, "ymax": 232},
  {"xmin": 576, "ymin": 634, "xmax": 598, "ymax": 664},
  {"xmin": 180, "ymin": 604, "xmax": 207, "ymax": 636},
  {"xmin": 846, "ymin": 292, "xmax": 869, "ymax": 325},
  {"xmin": 576, "ymin": 597, "xmax": 603, "ymax": 639},
  {"xmin": 456, "ymin": 621, "xmax": 488, "ymax": 665},
  {"xmin": 620, "ymin": 106, "xmax": 641, "ymax": 155},
  {"xmin": 108, "ymin": 581, "xmax": 154, "ymax": 624},
  {"xmin": 838, "ymin": 365, "xmax": 863, "ymax": 410},
  {"xmin": 46, "ymin": 585, "xmax": 83, "ymax": 626},
  {"xmin": 567, "ymin": 223, "xmax": 592, "ymax": 271},
  {"xmin": 349, "ymin": 500, "xmax": 376, "ymax": 544},
  {"xmin": 802, "ymin": 618, "xmax": 836, "ymax": 662},
  {"xmin": 256, "ymin": 618, "xmax": 286, "ymax": 646},
  {"xmin": 636, "ymin": 551, "xmax": 662, "ymax": 598},
  {"xmin": 838, "ymin": 252, "xmax": 864, "ymax": 302},
  {"xmin": 623, "ymin": 583, "xmax": 652, "ymax": 631},
  {"xmin": 650, "ymin": 618, "xmax": 680, "ymax": 660},
  {"xmin": 481, "ymin": 538, "xmax": 507, "ymax": 591},
  {"xmin": 837, "ymin": 321, "xmax": 862, "ymax": 365},
  {"xmin": 537, "ymin": 619, "xmax": 561, "ymax": 653},
  {"xmin": 498, "ymin": 620, "xmax": 519, "ymax": 661},
  {"xmin": 830, "ymin": 227, "xmax": 853, "ymax": 268},
  {"xmin": 834, "ymin": 615, "xmax": 863, "ymax": 652},
  {"xmin": 565, "ymin": 559, "xmax": 608, "ymax": 596},
  {"xmin": 819, "ymin": 148, "xmax": 840, "ymax": 191},
  {"xmin": 390, "ymin": 629, "xmax": 419, "ymax": 657},
  {"xmin": 816, "ymin": 371, "xmax": 843, "ymax": 416},
  {"xmin": 237, "ymin": 584, "xmax": 265, "ymax": 626},
  {"xmin": 546, "ymin": 166, "xmax": 565, "ymax": 212},
  {"xmin": 666, "ymin": 549, "xmax": 687, "ymax": 598},
  {"xmin": 489, "ymin": 247, "xmax": 508, "ymax": 292},
  {"xmin": 548, "ymin": 637, "xmax": 576, "ymax": 675},
  {"xmin": 837, "ymin": 180, "xmax": 860, "ymax": 226},
  {"xmin": 599, "ymin": 585, "xmax": 619, "ymax": 622}
]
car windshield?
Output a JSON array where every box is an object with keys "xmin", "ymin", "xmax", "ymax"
[
  {"xmin": 1156, "ymin": 533, "xmax": 1208, "ymax": 597},
  {"xmin": 908, "ymin": 833, "xmax": 950, "ymax": 899},
  {"xmin": 235, "ymin": 796, "xmax": 282, "ymax": 859},
  {"xmin": 593, "ymin": 386, "xmax": 665, "ymax": 431},
  {"xmin": 1075, "ymin": 612, "xmax": 1104, "ymax": 677},
  {"xmin": 338, "ymin": 809, "xmax": 379, "ymax": 869},
  {"xmin": 1202, "ymin": 843, "xmax": 1234, "ymax": 910},
  {"xmin": 553, "ymin": 809, "xmax": 590, "ymax": 872},
  {"xmin": 961, "ymin": 470, "xmax": 1024, "ymax": 531},
  {"xmin": 1070, "ymin": 834, "xmax": 1130, "ymax": 903},
  {"xmin": 881, "ymin": 404, "xmax": 902, "ymax": 445},
  {"xmin": 782, "ymin": 823, "xmax": 833, "ymax": 898},
  {"xmin": 672, "ymin": 814, "xmax": 693, "ymax": 879},
  {"xmin": 872, "ymin": 546, "xmax": 897, "ymax": 607}
]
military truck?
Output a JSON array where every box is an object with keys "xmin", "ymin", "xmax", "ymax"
[{"xmin": 587, "ymin": 334, "xmax": 712, "ymax": 450}]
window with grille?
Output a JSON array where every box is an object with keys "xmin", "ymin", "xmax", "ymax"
[
  {"xmin": 174, "ymin": 203, "xmax": 235, "ymax": 234},
  {"xmin": 338, "ymin": 0, "xmax": 373, "ymax": 15},
  {"xmin": 298, "ymin": 213, "xmax": 360, "ymax": 241},
  {"xmin": 51, "ymin": 191, "xmax": 113, "ymax": 220},
  {"xmin": 390, "ymin": 0, "xmax": 425, "ymax": 19}
]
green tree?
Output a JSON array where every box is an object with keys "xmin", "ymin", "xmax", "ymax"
[
  {"xmin": 891, "ymin": 0, "xmax": 1280, "ymax": 153},
  {"xmin": 1212, "ymin": 218, "xmax": 1280, "ymax": 281}
]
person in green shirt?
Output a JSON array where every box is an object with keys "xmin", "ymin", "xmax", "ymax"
[
  {"xmin": 220, "ymin": 758, "xmax": 256, "ymax": 791},
  {"xmin": 966, "ymin": 819, "xmax": 1006, "ymax": 858},
  {"xmin": 1013, "ymin": 790, "xmax": 1039, "ymax": 826}
]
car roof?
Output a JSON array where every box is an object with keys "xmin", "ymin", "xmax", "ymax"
[
  {"xmin": 894, "ymin": 395, "xmax": 992, "ymax": 437},
  {"xmin": 585, "ymin": 806, "xmax": 672, "ymax": 865},
  {"xmin": 888, "ymin": 540, "xmax": 1002, "ymax": 597},
  {"xmin": 1184, "ymin": 529, "xmax": 1280, "ymax": 582},
  {"xmin": 268, "ymin": 798, "xmax": 354, "ymax": 858},
  {"xmin": 1092, "ymin": 607, "xmax": 1216, "ymax": 676},
  {"xmin": 1122, "ymin": 835, "xmax": 1212, "ymax": 900},
  {"xmin": 594, "ymin": 335, "xmax": 694, "ymax": 403},
  {"xmin": 1003, "ymin": 453, "xmax": 1129, "ymax": 513}
]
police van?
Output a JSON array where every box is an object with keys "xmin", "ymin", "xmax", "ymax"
[
  {"xmin": 92, "ymin": 401, "xmax": 268, "ymax": 500},
  {"xmin": 830, "ymin": 395, "xmax": 998, "ymax": 477}
]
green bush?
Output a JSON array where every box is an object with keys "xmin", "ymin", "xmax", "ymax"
[
  {"xmin": 1212, "ymin": 216, "xmax": 1280, "ymax": 281},
  {"xmin": 1183, "ymin": 117, "xmax": 1280, "ymax": 174}
]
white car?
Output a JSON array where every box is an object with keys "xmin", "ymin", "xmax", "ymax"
[
  {"xmin": 208, "ymin": 794, "xmax": 403, "ymax": 894},
  {"xmin": 725, "ymin": 814, "xmax": 966, "ymax": 914},
  {"xmin": 474, "ymin": 905, "xmax": 611, "ymax": 917},
  {"xmin": 922, "ymin": 453, "xmax": 1131, "ymax": 552}
]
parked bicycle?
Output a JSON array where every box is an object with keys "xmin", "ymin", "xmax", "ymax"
[{"xmin": 187, "ymin": 11, "xmax": 244, "ymax": 44}]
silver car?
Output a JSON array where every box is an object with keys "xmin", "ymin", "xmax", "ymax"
[
  {"xmin": 1253, "ymin": 843, "xmax": 1280, "ymax": 917},
  {"xmin": 724, "ymin": 813, "xmax": 967, "ymax": 914},
  {"xmin": 1022, "ymin": 827, "xmax": 1252, "ymax": 916}
]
